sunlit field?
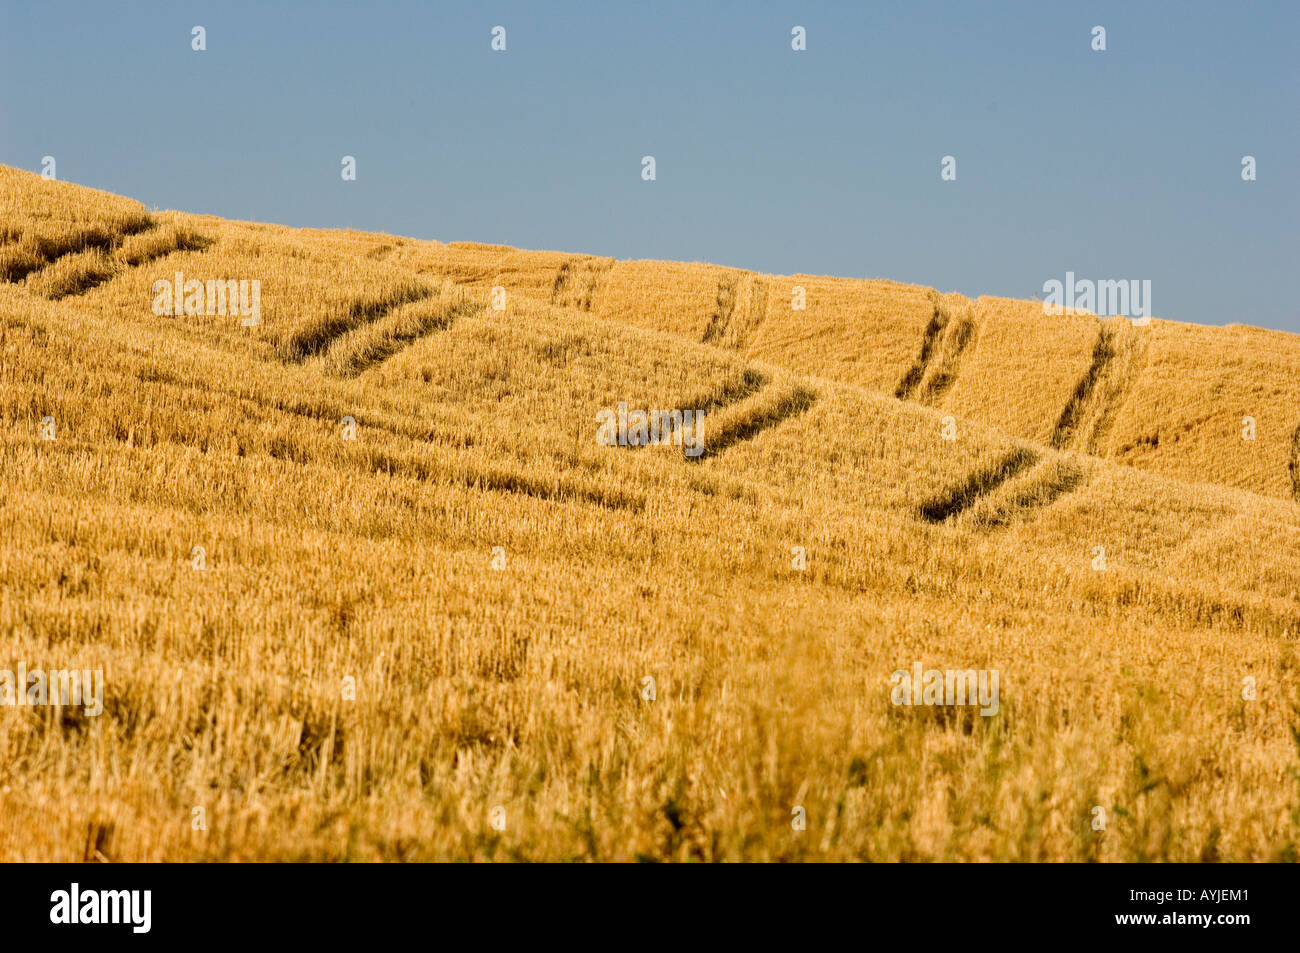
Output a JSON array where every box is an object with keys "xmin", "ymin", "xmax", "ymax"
[{"xmin": 2, "ymin": 165, "xmax": 1298, "ymax": 861}]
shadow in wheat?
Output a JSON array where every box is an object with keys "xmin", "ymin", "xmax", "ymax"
[
  {"xmin": 692, "ymin": 384, "xmax": 818, "ymax": 460},
  {"xmin": 551, "ymin": 257, "xmax": 613, "ymax": 311},
  {"xmin": 280, "ymin": 281, "xmax": 435, "ymax": 362},
  {"xmin": 966, "ymin": 458, "xmax": 1088, "ymax": 530},
  {"xmin": 323, "ymin": 296, "xmax": 484, "ymax": 377},
  {"xmin": 611, "ymin": 367, "xmax": 768, "ymax": 454},
  {"xmin": 0, "ymin": 214, "xmax": 199, "ymax": 299},
  {"xmin": 1051, "ymin": 319, "xmax": 1147, "ymax": 456},
  {"xmin": 896, "ymin": 293, "xmax": 977, "ymax": 405},
  {"xmin": 916, "ymin": 447, "xmax": 1039, "ymax": 523},
  {"xmin": 1290, "ymin": 423, "xmax": 1300, "ymax": 501},
  {"xmin": 701, "ymin": 275, "xmax": 739, "ymax": 345}
]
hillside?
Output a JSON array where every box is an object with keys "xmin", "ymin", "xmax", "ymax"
[
  {"xmin": 1, "ymin": 164, "xmax": 1298, "ymax": 861},
  {"xmin": 391, "ymin": 245, "xmax": 1300, "ymax": 503}
]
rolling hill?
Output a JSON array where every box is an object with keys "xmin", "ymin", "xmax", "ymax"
[{"xmin": 1, "ymin": 164, "xmax": 1297, "ymax": 861}]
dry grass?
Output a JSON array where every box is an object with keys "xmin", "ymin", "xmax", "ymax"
[
  {"xmin": 26, "ymin": 247, "xmax": 118, "ymax": 299},
  {"xmin": 320, "ymin": 283, "xmax": 481, "ymax": 377},
  {"xmin": 117, "ymin": 222, "xmax": 209, "ymax": 266},
  {"xmin": 400, "ymin": 232, "xmax": 1300, "ymax": 501},
  {"xmin": 1, "ymin": 164, "xmax": 1299, "ymax": 862}
]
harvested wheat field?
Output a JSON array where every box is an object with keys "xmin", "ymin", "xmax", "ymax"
[{"xmin": 1, "ymin": 164, "xmax": 1298, "ymax": 862}]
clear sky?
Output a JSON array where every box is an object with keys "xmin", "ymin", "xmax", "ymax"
[{"xmin": 2, "ymin": 1, "xmax": 1296, "ymax": 330}]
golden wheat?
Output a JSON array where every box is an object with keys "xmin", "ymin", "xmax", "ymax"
[{"xmin": 1, "ymin": 165, "xmax": 1297, "ymax": 862}]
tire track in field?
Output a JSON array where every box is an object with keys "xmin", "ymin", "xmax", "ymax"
[
  {"xmin": 916, "ymin": 302, "xmax": 977, "ymax": 404},
  {"xmin": 600, "ymin": 364, "xmax": 817, "ymax": 461},
  {"xmin": 895, "ymin": 293, "xmax": 977, "ymax": 405},
  {"xmin": 607, "ymin": 367, "xmax": 766, "ymax": 454},
  {"xmin": 0, "ymin": 223, "xmax": 126, "ymax": 286},
  {"xmin": 700, "ymin": 274, "xmax": 739, "ymax": 344},
  {"xmin": 1, "ymin": 218, "xmax": 210, "ymax": 299},
  {"xmin": 551, "ymin": 256, "xmax": 614, "ymax": 312},
  {"xmin": 720, "ymin": 277, "xmax": 769, "ymax": 351},
  {"xmin": 916, "ymin": 447, "xmax": 1039, "ymax": 523},
  {"xmin": 1050, "ymin": 319, "xmax": 1148, "ymax": 456},
  {"xmin": 697, "ymin": 274, "xmax": 771, "ymax": 352},
  {"xmin": 1290, "ymin": 423, "xmax": 1300, "ymax": 501},
  {"xmin": 965, "ymin": 458, "xmax": 1088, "ymax": 530},
  {"xmin": 691, "ymin": 382, "xmax": 818, "ymax": 460},
  {"xmin": 322, "ymin": 297, "xmax": 485, "ymax": 377},
  {"xmin": 896, "ymin": 296, "xmax": 947, "ymax": 399},
  {"xmin": 281, "ymin": 283, "xmax": 437, "ymax": 362}
]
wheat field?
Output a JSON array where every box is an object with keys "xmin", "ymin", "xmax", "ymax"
[{"xmin": 0, "ymin": 164, "xmax": 1297, "ymax": 862}]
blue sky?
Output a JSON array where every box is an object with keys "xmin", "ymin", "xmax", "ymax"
[{"xmin": 2, "ymin": 1, "xmax": 1296, "ymax": 330}]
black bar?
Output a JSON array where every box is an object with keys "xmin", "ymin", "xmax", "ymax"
[{"xmin": 0, "ymin": 862, "xmax": 1283, "ymax": 942}]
